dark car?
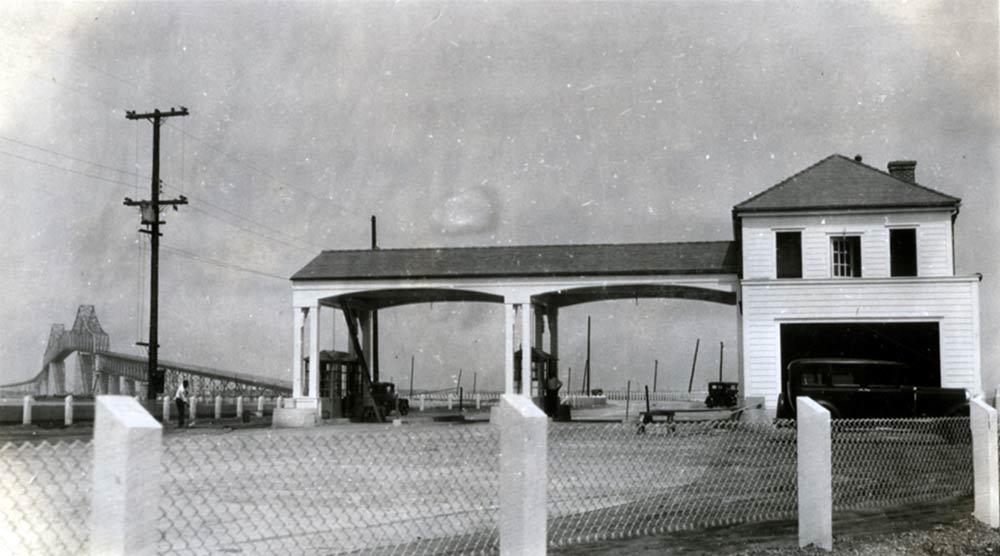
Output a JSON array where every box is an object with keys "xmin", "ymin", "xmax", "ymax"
[{"xmin": 775, "ymin": 358, "xmax": 969, "ymax": 419}]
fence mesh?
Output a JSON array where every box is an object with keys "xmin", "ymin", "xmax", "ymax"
[
  {"xmin": 0, "ymin": 440, "xmax": 93, "ymax": 555},
  {"xmin": 831, "ymin": 417, "xmax": 973, "ymax": 512},
  {"xmin": 157, "ymin": 425, "xmax": 499, "ymax": 556},
  {"xmin": 547, "ymin": 420, "xmax": 798, "ymax": 547}
]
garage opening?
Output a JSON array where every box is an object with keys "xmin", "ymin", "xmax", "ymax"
[{"xmin": 780, "ymin": 322, "xmax": 941, "ymax": 388}]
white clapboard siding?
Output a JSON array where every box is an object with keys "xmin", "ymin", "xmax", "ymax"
[
  {"xmin": 741, "ymin": 276, "xmax": 980, "ymax": 407},
  {"xmin": 741, "ymin": 210, "xmax": 954, "ymax": 280}
]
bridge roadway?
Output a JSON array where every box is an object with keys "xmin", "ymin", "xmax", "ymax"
[{"xmin": 0, "ymin": 306, "xmax": 290, "ymax": 399}]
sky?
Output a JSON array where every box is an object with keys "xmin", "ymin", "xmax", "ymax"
[{"xmin": 0, "ymin": 1, "xmax": 997, "ymax": 394}]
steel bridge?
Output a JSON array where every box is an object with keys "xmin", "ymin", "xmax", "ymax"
[{"xmin": 0, "ymin": 306, "xmax": 291, "ymax": 399}]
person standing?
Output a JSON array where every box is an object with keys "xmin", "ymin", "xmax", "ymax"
[{"xmin": 175, "ymin": 380, "xmax": 189, "ymax": 427}]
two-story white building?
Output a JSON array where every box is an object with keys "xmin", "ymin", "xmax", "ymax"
[{"xmin": 733, "ymin": 154, "xmax": 982, "ymax": 408}]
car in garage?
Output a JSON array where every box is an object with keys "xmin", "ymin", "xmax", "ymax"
[{"xmin": 775, "ymin": 357, "xmax": 970, "ymax": 419}]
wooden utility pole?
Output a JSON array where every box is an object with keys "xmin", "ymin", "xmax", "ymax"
[
  {"xmin": 653, "ymin": 359, "xmax": 659, "ymax": 392},
  {"xmin": 124, "ymin": 107, "xmax": 189, "ymax": 400},
  {"xmin": 584, "ymin": 316, "xmax": 592, "ymax": 396},
  {"xmin": 718, "ymin": 341, "xmax": 725, "ymax": 382},
  {"xmin": 371, "ymin": 215, "xmax": 379, "ymax": 383},
  {"xmin": 409, "ymin": 355, "xmax": 415, "ymax": 398},
  {"xmin": 687, "ymin": 338, "xmax": 701, "ymax": 393}
]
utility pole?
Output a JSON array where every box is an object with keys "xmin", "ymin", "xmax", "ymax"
[
  {"xmin": 370, "ymin": 215, "xmax": 379, "ymax": 383},
  {"xmin": 124, "ymin": 107, "xmax": 189, "ymax": 400}
]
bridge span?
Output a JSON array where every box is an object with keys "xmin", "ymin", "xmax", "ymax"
[{"xmin": 0, "ymin": 306, "xmax": 290, "ymax": 399}]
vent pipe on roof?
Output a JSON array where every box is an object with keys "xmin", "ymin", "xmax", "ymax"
[{"xmin": 887, "ymin": 160, "xmax": 917, "ymax": 183}]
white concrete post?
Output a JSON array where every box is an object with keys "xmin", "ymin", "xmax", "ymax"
[
  {"xmin": 477, "ymin": 393, "xmax": 482, "ymax": 410},
  {"xmin": 420, "ymin": 394, "xmax": 425, "ymax": 412},
  {"xmin": 257, "ymin": 395, "xmax": 264, "ymax": 418},
  {"xmin": 22, "ymin": 395, "xmax": 32, "ymax": 425},
  {"xmin": 65, "ymin": 395, "xmax": 74, "ymax": 426},
  {"xmin": 972, "ymin": 397, "xmax": 999, "ymax": 527},
  {"xmin": 277, "ymin": 396, "xmax": 283, "ymax": 409},
  {"xmin": 90, "ymin": 396, "xmax": 162, "ymax": 556},
  {"xmin": 189, "ymin": 396, "xmax": 197, "ymax": 420},
  {"xmin": 448, "ymin": 393, "xmax": 453, "ymax": 410},
  {"xmin": 236, "ymin": 396, "xmax": 244, "ymax": 419},
  {"xmin": 797, "ymin": 397, "xmax": 832, "ymax": 550},
  {"xmin": 214, "ymin": 395, "xmax": 222, "ymax": 419},
  {"xmin": 498, "ymin": 394, "xmax": 547, "ymax": 555},
  {"xmin": 162, "ymin": 396, "xmax": 170, "ymax": 422}
]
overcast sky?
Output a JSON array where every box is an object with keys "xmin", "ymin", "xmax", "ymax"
[{"xmin": 1, "ymin": 1, "xmax": 997, "ymax": 394}]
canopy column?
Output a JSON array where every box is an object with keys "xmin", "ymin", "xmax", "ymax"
[
  {"xmin": 521, "ymin": 303, "xmax": 533, "ymax": 396},
  {"xmin": 547, "ymin": 307, "xmax": 559, "ymax": 377},
  {"xmin": 504, "ymin": 303, "xmax": 516, "ymax": 394},
  {"xmin": 308, "ymin": 303, "xmax": 321, "ymax": 399},
  {"xmin": 292, "ymin": 307, "xmax": 305, "ymax": 398}
]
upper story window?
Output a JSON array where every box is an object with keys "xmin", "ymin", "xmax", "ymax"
[
  {"xmin": 890, "ymin": 228, "xmax": 917, "ymax": 277},
  {"xmin": 831, "ymin": 235, "xmax": 861, "ymax": 277},
  {"xmin": 775, "ymin": 231, "xmax": 802, "ymax": 278}
]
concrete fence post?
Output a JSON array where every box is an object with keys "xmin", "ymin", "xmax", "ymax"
[
  {"xmin": 162, "ymin": 396, "xmax": 170, "ymax": 422},
  {"xmin": 236, "ymin": 396, "xmax": 244, "ymax": 419},
  {"xmin": 214, "ymin": 395, "xmax": 222, "ymax": 419},
  {"xmin": 498, "ymin": 394, "xmax": 547, "ymax": 555},
  {"xmin": 256, "ymin": 395, "xmax": 264, "ymax": 418},
  {"xmin": 65, "ymin": 395, "xmax": 74, "ymax": 426},
  {"xmin": 972, "ymin": 397, "xmax": 1000, "ymax": 527},
  {"xmin": 22, "ymin": 395, "xmax": 32, "ymax": 425},
  {"xmin": 477, "ymin": 393, "xmax": 482, "ymax": 410},
  {"xmin": 797, "ymin": 396, "xmax": 832, "ymax": 551},
  {"xmin": 189, "ymin": 396, "xmax": 198, "ymax": 421},
  {"xmin": 90, "ymin": 396, "xmax": 162, "ymax": 556},
  {"xmin": 276, "ymin": 396, "xmax": 283, "ymax": 409},
  {"xmin": 448, "ymin": 393, "xmax": 453, "ymax": 410},
  {"xmin": 420, "ymin": 394, "xmax": 425, "ymax": 412}
]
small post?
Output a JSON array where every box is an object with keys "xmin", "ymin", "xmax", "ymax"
[
  {"xmin": 236, "ymin": 396, "xmax": 244, "ymax": 419},
  {"xmin": 420, "ymin": 394, "xmax": 425, "ymax": 412},
  {"xmin": 276, "ymin": 396, "xmax": 283, "ymax": 409},
  {"xmin": 65, "ymin": 395, "xmax": 74, "ymax": 426},
  {"xmin": 477, "ymin": 393, "xmax": 482, "ymax": 410},
  {"xmin": 498, "ymin": 394, "xmax": 547, "ymax": 555},
  {"xmin": 214, "ymin": 395, "xmax": 222, "ymax": 419},
  {"xmin": 797, "ymin": 396, "xmax": 832, "ymax": 550},
  {"xmin": 459, "ymin": 387, "xmax": 464, "ymax": 412},
  {"xmin": 256, "ymin": 395, "xmax": 264, "ymax": 418},
  {"xmin": 624, "ymin": 380, "xmax": 631, "ymax": 422},
  {"xmin": 90, "ymin": 396, "xmax": 162, "ymax": 555},
  {"xmin": 653, "ymin": 360, "xmax": 658, "ymax": 392},
  {"xmin": 448, "ymin": 393, "xmax": 453, "ymax": 410},
  {"xmin": 971, "ymin": 397, "xmax": 1000, "ymax": 527},
  {"xmin": 22, "ymin": 395, "xmax": 32, "ymax": 425},
  {"xmin": 162, "ymin": 396, "xmax": 170, "ymax": 422},
  {"xmin": 189, "ymin": 396, "xmax": 197, "ymax": 421}
]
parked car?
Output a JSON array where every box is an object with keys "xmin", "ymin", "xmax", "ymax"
[{"xmin": 775, "ymin": 358, "xmax": 969, "ymax": 419}]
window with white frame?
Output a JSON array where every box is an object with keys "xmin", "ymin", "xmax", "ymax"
[{"xmin": 831, "ymin": 235, "xmax": 861, "ymax": 277}]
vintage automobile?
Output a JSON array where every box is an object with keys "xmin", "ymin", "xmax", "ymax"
[{"xmin": 775, "ymin": 358, "xmax": 969, "ymax": 419}]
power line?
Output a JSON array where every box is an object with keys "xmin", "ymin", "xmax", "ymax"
[
  {"xmin": 161, "ymin": 245, "xmax": 288, "ymax": 281},
  {"xmin": 0, "ymin": 134, "xmax": 143, "ymax": 180},
  {"xmin": 0, "ymin": 148, "xmax": 135, "ymax": 190}
]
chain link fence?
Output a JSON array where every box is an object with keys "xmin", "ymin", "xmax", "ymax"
[
  {"xmin": 158, "ymin": 425, "xmax": 499, "ymax": 556},
  {"xmin": 831, "ymin": 417, "xmax": 973, "ymax": 512},
  {"xmin": 0, "ymin": 414, "xmax": 983, "ymax": 555},
  {"xmin": 0, "ymin": 440, "xmax": 93, "ymax": 555},
  {"xmin": 547, "ymin": 420, "xmax": 798, "ymax": 547}
]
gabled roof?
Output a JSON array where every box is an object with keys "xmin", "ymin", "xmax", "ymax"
[
  {"xmin": 291, "ymin": 241, "xmax": 738, "ymax": 281},
  {"xmin": 733, "ymin": 154, "xmax": 961, "ymax": 214}
]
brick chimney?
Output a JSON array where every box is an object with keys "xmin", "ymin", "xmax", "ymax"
[{"xmin": 887, "ymin": 160, "xmax": 916, "ymax": 183}]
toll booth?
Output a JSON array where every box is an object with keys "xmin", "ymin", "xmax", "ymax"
[
  {"xmin": 514, "ymin": 347, "xmax": 560, "ymax": 415},
  {"xmin": 314, "ymin": 350, "xmax": 361, "ymax": 419}
]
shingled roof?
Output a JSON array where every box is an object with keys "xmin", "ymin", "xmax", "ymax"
[
  {"xmin": 733, "ymin": 154, "xmax": 961, "ymax": 214},
  {"xmin": 291, "ymin": 241, "xmax": 738, "ymax": 281}
]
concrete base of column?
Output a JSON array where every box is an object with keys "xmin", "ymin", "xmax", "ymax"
[{"xmin": 272, "ymin": 407, "xmax": 318, "ymax": 428}]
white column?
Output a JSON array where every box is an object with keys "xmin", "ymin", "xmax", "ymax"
[
  {"xmin": 256, "ymin": 395, "xmax": 264, "ymax": 417},
  {"xmin": 162, "ymin": 396, "xmax": 170, "ymax": 423},
  {"xmin": 797, "ymin": 396, "xmax": 832, "ymax": 550},
  {"xmin": 521, "ymin": 304, "xmax": 532, "ymax": 396},
  {"xmin": 65, "ymin": 395, "xmax": 74, "ymax": 426},
  {"xmin": 189, "ymin": 396, "xmax": 197, "ymax": 420},
  {"xmin": 972, "ymin": 397, "xmax": 999, "ymax": 527},
  {"xmin": 90, "ymin": 396, "xmax": 162, "ymax": 555},
  {"xmin": 498, "ymin": 394, "xmax": 547, "ymax": 554},
  {"xmin": 236, "ymin": 396, "xmax": 244, "ymax": 419},
  {"xmin": 292, "ymin": 307, "xmax": 306, "ymax": 398},
  {"xmin": 504, "ymin": 303, "xmax": 516, "ymax": 395},
  {"xmin": 308, "ymin": 304, "xmax": 321, "ymax": 399},
  {"xmin": 360, "ymin": 312, "xmax": 372, "ymax": 367},
  {"xmin": 214, "ymin": 395, "xmax": 222, "ymax": 419}
]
